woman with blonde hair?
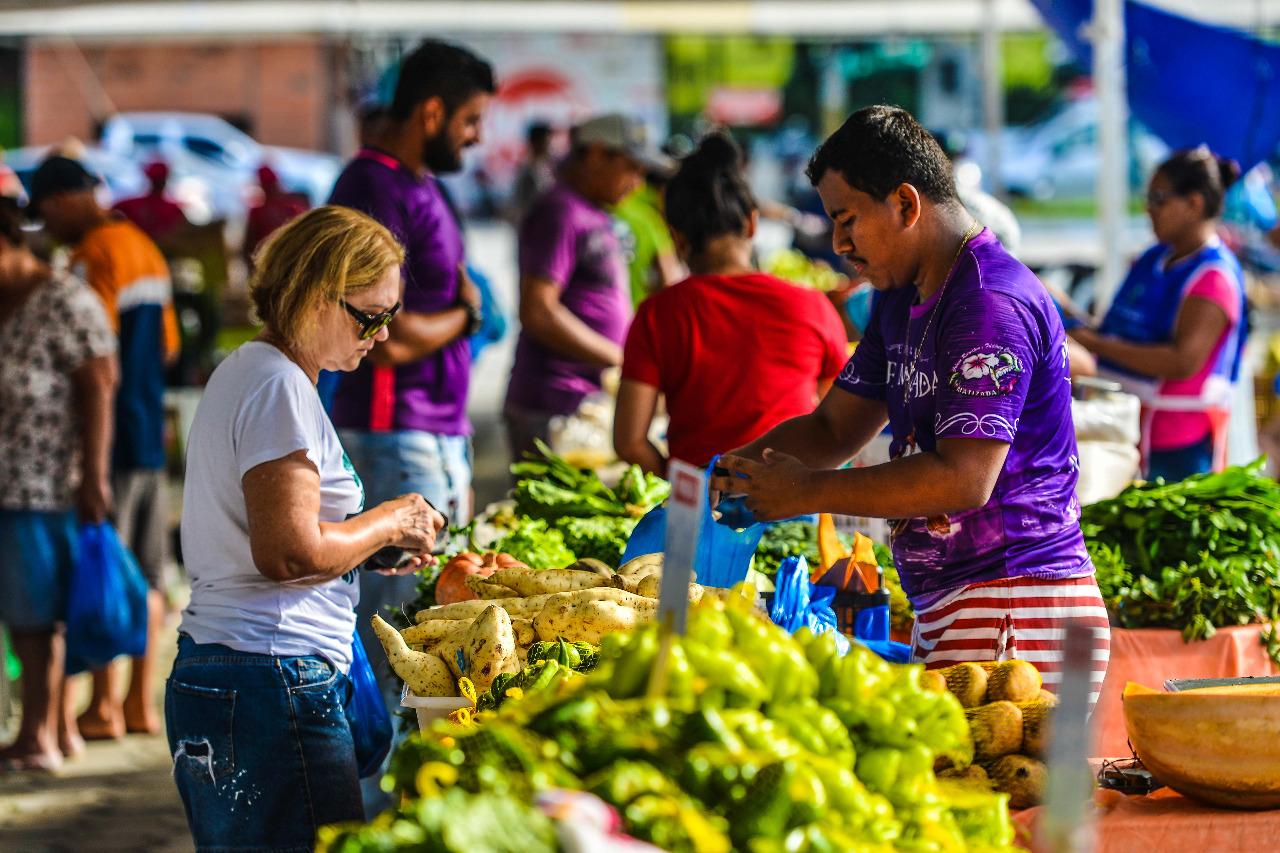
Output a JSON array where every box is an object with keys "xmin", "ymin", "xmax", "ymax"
[{"xmin": 166, "ymin": 206, "xmax": 446, "ymax": 850}]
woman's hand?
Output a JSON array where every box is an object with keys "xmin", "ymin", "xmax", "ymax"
[
  {"xmin": 384, "ymin": 491, "xmax": 445, "ymax": 558},
  {"xmin": 709, "ymin": 449, "xmax": 820, "ymax": 523}
]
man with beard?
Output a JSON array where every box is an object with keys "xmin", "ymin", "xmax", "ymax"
[{"xmin": 325, "ymin": 39, "xmax": 493, "ymax": 814}]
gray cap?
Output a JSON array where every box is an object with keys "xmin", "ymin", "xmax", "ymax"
[{"xmin": 573, "ymin": 114, "xmax": 675, "ymax": 176}]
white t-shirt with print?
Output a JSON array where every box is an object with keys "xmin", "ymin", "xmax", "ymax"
[{"xmin": 178, "ymin": 342, "xmax": 365, "ymax": 671}]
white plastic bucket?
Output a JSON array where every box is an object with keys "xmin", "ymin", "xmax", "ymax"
[{"xmin": 400, "ymin": 685, "xmax": 470, "ymax": 732}]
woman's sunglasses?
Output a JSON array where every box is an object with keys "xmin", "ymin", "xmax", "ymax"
[
  {"xmin": 343, "ymin": 300, "xmax": 401, "ymax": 340},
  {"xmin": 1146, "ymin": 189, "xmax": 1179, "ymax": 208}
]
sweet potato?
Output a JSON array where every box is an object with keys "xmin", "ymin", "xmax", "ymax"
[
  {"xmin": 636, "ymin": 572, "xmax": 662, "ymax": 599},
  {"xmin": 465, "ymin": 574, "xmax": 520, "ymax": 599},
  {"xmin": 487, "ymin": 567, "xmax": 613, "ymax": 597},
  {"xmin": 432, "ymin": 604, "xmax": 521, "ymax": 693},
  {"xmin": 401, "ymin": 619, "xmax": 471, "ymax": 645},
  {"xmin": 532, "ymin": 588, "xmax": 658, "ymax": 644},
  {"xmin": 402, "ymin": 614, "xmax": 536, "ymax": 647},
  {"xmin": 415, "ymin": 593, "xmax": 557, "ymax": 623},
  {"xmin": 370, "ymin": 614, "xmax": 457, "ymax": 697}
]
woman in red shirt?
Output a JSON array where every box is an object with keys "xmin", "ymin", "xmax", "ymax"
[{"xmin": 614, "ymin": 132, "xmax": 848, "ymax": 474}]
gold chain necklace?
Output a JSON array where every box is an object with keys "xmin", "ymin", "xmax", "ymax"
[{"xmin": 902, "ymin": 219, "xmax": 980, "ymax": 411}]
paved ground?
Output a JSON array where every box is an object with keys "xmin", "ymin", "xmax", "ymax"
[{"xmin": 0, "ymin": 618, "xmax": 193, "ymax": 853}]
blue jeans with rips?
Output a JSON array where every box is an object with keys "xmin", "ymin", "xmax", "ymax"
[
  {"xmin": 337, "ymin": 428, "xmax": 472, "ymax": 817},
  {"xmin": 165, "ymin": 635, "xmax": 364, "ymax": 853}
]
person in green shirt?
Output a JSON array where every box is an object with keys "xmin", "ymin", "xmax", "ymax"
[{"xmin": 613, "ymin": 171, "xmax": 683, "ymax": 305}]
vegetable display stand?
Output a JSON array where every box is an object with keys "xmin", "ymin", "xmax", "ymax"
[
  {"xmin": 1013, "ymin": 785, "xmax": 1280, "ymax": 853},
  {"xmin": 1089, "ymin": 624, "xmax": 1279, "ymax": 757}
]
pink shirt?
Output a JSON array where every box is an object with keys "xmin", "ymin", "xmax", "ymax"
[{"xmin": 1148, "ymin": 267, "xmax": 1243, "ymax": 450}]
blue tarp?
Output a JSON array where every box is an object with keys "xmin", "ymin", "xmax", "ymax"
[{"xmin": 1031, "ymin": 0, "xmax": 1280, "ymax": 172}]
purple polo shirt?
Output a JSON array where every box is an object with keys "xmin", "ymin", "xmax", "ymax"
[
  {"xmin": 836, "ymin": 228, "xmax": 1090, "ymax": 604},
  {"xmin": 506, "ymin": 184, "xmax": 631, "ymax": 416},
  {"xmin": 328, "ymin": 149, "xmax": 471, "ymax": 436}
]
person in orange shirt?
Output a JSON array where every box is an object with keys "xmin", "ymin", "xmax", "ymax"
[
  {"xmin": 111, "ymin": 160, "xmax": 190, "ymax": 242},
  {"xmin": 29, "ymin": 155, "xmax": 180, "ymax": 741}
]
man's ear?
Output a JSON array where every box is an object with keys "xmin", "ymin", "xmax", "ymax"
[
  {"xmin": 419, "ymin": 96, "xmax": 447, "ymax": 137},
  {"xmin": 896, "ymin": 183, "xmax": 923, "ymax": 229},
  {"xmin": 672, "ymin": 229, "xmax": 692, "ymax": 262},
  {"xmin": 745, "ymin": 208, "xmax": 759, "ymax": 240}
]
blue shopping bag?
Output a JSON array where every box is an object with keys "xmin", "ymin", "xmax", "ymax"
[
  {"xmin": 618, "ymin": 458, "xmax": 766, "ymax": 588},
  {"xmin": 347, "ymin": 632, "xmax": 393, "ymax": 778},
  {"xmin": 768, "ymin": 555, "xmax": 910, "ymax": 663},
  {"xmin": 65, "ymin": 522, "xmax": 149, "ymax": 675}
]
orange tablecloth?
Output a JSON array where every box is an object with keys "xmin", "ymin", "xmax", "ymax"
[
  {"xmin": 1089, "ymin": 624, "xmax": 1279, "ymax": 757},
  {"xmin": 1013, "ymin": 787, "xmax": 1280, "ymax": 853}
]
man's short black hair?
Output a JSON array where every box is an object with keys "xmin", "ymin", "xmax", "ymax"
[
  {"xmin": 806, "ymin": 105, "xmax": 956, "ymax": 204},
  {"xmin": 388, "ymin": 40, "xmax": 496, "ymax": 122}
]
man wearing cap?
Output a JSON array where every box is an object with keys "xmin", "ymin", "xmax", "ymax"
[
  {"xmin": 504, "ymin": 114, "xmax": 672, "ymax": 460},
  {"xmin": 28, "ymin": 155, "xmax": 180, "ymax": 741},
  {"xmin": 111, "ymin": 160, "xmax": 189, "ymax": 243}
]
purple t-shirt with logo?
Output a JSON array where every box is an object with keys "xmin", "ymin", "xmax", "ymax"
[
  {"xmin": 835, "ymin": 228, "xmax": 1090, "ymax": 604},
  {"xmin": 328, "ymin": 150, "xmax": 471, "ymax": 436},
  {"xmin": 506, "ymin": 184, "xmax": 631, "ymax": 416}
]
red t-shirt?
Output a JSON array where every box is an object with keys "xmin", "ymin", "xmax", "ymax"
[{"xmin": 622, "ymin": 272, "xmax": 848, "ymax": 468}]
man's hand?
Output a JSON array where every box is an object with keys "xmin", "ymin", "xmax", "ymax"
[
  {"xmin": 76, "ymin": 475, "xmax": 113, "ymax": 524},
  {"xmin": 457, "ymin": 263, "xmax": 482, "ymax": 310},
  {"xmin": 708, "ymin": 448, "xmax": 819, "ymax": 523}
]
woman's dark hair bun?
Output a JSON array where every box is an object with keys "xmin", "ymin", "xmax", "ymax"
[
  {"xmin": 688, "ymin": 131, "xmax": 742, "ymax": 171},
  {"xmin": 1219, "ymin": 157, "xmax": 1242, "ymax": 189},
  {"xmin": 664, "ymin": 130, "xmax": 757, "ymax": 258}
]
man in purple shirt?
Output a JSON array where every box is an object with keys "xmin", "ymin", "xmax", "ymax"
[
  {"xmin": 711, "ymin": 107, "xmax": 1109, "ymax": 702},
  {"xmin": 505, "ymin": 114, "xmax": 673, "ymax": 461},
  {"xmin": 326, "ymin": 39, "xmax": 494, "ymax": 812}
]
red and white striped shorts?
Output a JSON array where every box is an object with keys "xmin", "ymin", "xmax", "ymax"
[{"xmin": 910, "ymin": 575, "xmax": 1112, "ymax": 709}]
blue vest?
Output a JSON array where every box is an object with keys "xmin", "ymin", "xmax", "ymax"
[{"xmin": 1099, "ymin": 239, "xmax": 1246, "ymax": 389}]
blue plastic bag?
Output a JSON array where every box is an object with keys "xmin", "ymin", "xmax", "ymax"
[
  {"xmin": 65, "ymin": 521, "xmax": 149, "ymax": 675},
  {"xmin": 769, "ymin": 556, "xmax": 850, "ymax": 655},
  {"xmin": 467, "ymin": 265, "xmax": 508, "ymax": 359},
  {"xmin": 768, "ymin": 555, "xmax": 912, "ymax": 662},
  {"xmin": 347, "ymin": 633, "xmax": 393, "ymax": 778},
  {"xmin": 618, "ymin": 458, "xmax": 765, "ymax": 588}
]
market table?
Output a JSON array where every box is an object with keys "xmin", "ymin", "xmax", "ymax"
[
  {"xmin": 1013, "ymin": 786, "xmax": 1280, "ymax": 853},
  {"xmin": 1089, "ymin": 624, "xmax": 1279, "ymax": 757}
]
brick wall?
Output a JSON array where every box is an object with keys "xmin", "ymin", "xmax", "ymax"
[{"xmin": 24, "ymin": 36, "xmax": 346, "ymax": 152}]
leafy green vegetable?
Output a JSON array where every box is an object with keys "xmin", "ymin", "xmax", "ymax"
[
  {"xmin": 555, "ymin": 516, "xmax": 638, "ymax": 567},
  {"xmin": 754, "ymin": 520, "xmax": 823, "ymax": 576},
  {"xmin": 510, "ymin": 441, "xmax": 668, "ymax": 521},
  {"xmin": 492, "ymin": 519, "xmax": 577, "ymax": 570},
  {"xmin": 1081, "ymin": 459, "xmax": 1280, "ymax": 663}
]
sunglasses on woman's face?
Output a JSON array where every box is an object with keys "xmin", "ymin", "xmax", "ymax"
[
  {"xmin": 1146, "ymin": 189, "xmax": 1179, "ymax": 208},
  {"xmin": 342, "ymin": 300, "xmax": 401, "ymax": 340}
]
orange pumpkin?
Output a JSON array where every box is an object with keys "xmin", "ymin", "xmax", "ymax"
[{"xmin": 434, "ymin": 551, "xmax": 527, "ymax": 605}]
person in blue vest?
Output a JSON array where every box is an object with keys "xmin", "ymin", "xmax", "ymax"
[{"xmin": 1071, "ymin": 147, "xmax": 1246, "ymax": 481}]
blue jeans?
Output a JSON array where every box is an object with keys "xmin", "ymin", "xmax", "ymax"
[
  {"xmin": 1147, "ymin": 436, "xmax": 1215, "ymax": 482},
  {"xmin": 165, "ymin": 636, "xmax": 364, "ymax": 852},
  {"xmin": 337, "ymin": 429, "xmax": 471, "ymax": 817}
]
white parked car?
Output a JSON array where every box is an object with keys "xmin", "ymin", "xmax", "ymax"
[
  {"xmin": 99, "ymin": 112, "xmax": 341, "ymax": 222},
  {"xmin": 966, "ymin": 97, "xmax": 1169, "ymax": 201}
]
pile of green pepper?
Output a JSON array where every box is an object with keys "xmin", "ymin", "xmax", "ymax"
[
  {"xmin": 477, "ymin": 639, "xmax": 599, "ymax": 712},
  {"xmin": 340, "ymin": 591, "xmax": 1015, "ymax": 853}
]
